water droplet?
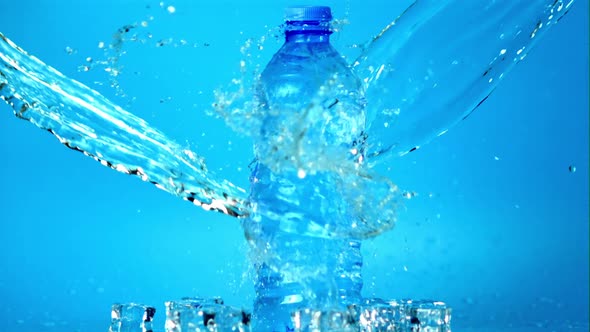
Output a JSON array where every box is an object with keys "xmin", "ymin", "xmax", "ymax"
[
  {"xmin": 167, "ymin": 5, "xmax": 176, "ymax": 14},
  {"xmin": 569, "ymin": 165, "xmax": 576, "ymax": 173},
  {"xmin": 64, "ymin": 46, "xmax": 76, "ymax": 55},
  {"xmin": 403, "ymin": 191, "xmax": 417, "ymax": 199},
  {"xmin": 97, "ymin": 41, "xmax": 105, "ymax": 49},
  {"xmin": 297, "ymin": 169, "xmax": 306, "ymax": 179}
]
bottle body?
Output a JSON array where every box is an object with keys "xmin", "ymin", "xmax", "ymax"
[
  {"xmin": 243, "ymin": 7, "xmax": 367, "ymax": 331},
  {"xmin": 253, "ymin": 31, "xmax": 366, "ymax": 175},
  {"xmin": 245, "ymin": 165, "xmax": 364, "ymax": 331}
]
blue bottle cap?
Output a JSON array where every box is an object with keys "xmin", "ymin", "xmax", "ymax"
[{"xmin": 285, "ymin": 6, "xmax": 332, "ymax": 22}]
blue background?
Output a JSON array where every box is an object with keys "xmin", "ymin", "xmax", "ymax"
[{"xmin": 0, "ymin": 0, "xmax": 587, "ymax": 331}]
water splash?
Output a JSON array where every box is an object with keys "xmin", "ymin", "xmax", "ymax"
[
  {"xmin": 354, "ymin": 0, "xmax": 575, "ymax": 160},
  {"xmin": 0, "ymin": 32, "xmax": 247, "ymax": 217},
  {"xmin": 214, "ymin": 30, "xmax": 400, "ymax": 239},
  {"xmin": 0, "ymin": 18, "xmax": 399, "ymax": 239},
  {"xmin": 0, "ymin": 0, "xmax": 576, "ymax": 236},
  {"xmin": 211, "ymin": 0, "xmax": 576, "ymax": 238}
]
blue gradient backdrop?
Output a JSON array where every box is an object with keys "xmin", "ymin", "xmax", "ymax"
[{"xmin": 0, "ymin": 1, "xmax": 587, "ymax": 331}]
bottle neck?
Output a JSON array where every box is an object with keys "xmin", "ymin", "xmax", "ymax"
[
  {"xmin": 284, "ymin": 21, "xmax": 332, "ymax": 43},
  {"xmin": 285, "ymin": 31, "xmax": 331, "ymax": 43}
]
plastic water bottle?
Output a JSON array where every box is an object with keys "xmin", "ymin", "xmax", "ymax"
[{"xmin": 243, "ymin": 6, "xmax": 366, "ymax": 331}]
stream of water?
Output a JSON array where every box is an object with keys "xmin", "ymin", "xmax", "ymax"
[{"xmin": 0, "ymin": 33, "xmax": 247, "ymax": 218}]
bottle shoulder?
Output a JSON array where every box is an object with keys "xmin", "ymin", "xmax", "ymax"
[
  {"xmin": 263, "ymin": 42, "xmax": 351, "ymax": 75},
  {"xmin": 260, "ymin": 41, "xmax": 362, "ymax": 94}
]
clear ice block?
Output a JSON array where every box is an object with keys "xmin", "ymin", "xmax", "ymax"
[
  {"xmin": 402, "ymin": 300, "xmax": 451, "ymax": 332},
  {"xmin": 358, "ymin": 298, "xmax": 404, "ymax": 331},
  {"xmin": 290, "ymin": 307, "xmax": 358, "ymax": 332},
  {"xmin": 109, "ymin": 303, "xmax": 156, "ymax": 332},
  {"xmin": 164, "ymin": 297, "xmax": 250, "ymax": 332}
]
